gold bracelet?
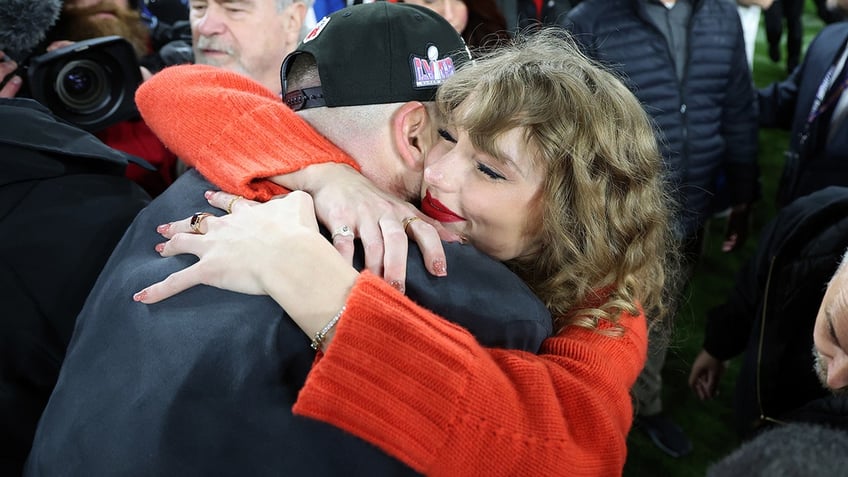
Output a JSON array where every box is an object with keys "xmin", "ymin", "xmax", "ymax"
[{"xmin": 310, "ymin": 305, "xmax": 346, "ymax": 351}]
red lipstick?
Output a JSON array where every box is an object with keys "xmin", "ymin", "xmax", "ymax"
[{"xmin": 422, "ymin": 191, "xmax": 466, "ymax": 223}]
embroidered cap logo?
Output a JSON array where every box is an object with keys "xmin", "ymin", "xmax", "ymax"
[{"xmin": 411, "ymin": 44, "xmax": 455, "ymax": 89}]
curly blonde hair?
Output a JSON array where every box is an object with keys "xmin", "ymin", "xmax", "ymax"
[{"xmin": 437, "ymin": 30, "xmax": 678, "ymax": 334}]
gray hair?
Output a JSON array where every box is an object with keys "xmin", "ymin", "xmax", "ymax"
[{"xmin": 707, "ymin": 423, "xmax": 848, "ymax": 476}]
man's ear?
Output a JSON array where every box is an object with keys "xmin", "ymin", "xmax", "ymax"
[
  {"xmin": 392, "ymin": 101, "xmax": 434, "ymax": 170},
  {"xmin": 283, "ymin": 2, "xmax": 307, "ymax": 47}
]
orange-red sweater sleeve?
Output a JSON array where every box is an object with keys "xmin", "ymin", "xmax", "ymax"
[
  {"xmin": 135, "ymin": 64, "xmax": 359, "ymax": 201},
  {"xmin": 294, "ymin": 272, "xmax": 648, "ymax": 477}
]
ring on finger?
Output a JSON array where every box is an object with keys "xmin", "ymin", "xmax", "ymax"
[
  {"xmin": 401, "ymin": 216, "xmax": 421, "ymax": 233},
  {"xmin": 332, "ymin": 224, "xmax": 354, "ymax": 241},
  {"xmin": 189, "ymin": 212, "xmax": 213, "ymax": 234},
  {"xmin": 226, "ymin": 195, "xmax": 244, "ymax": 214}
]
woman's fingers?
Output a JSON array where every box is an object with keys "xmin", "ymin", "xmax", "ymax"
[
  {"xmin": 133, "ymin": 264, "xmax": 205, "ymax": 304},
  {"xmin": 378, "ymin": 216, "xmax": 408, "ymax": 291},
  {"xmin": 205, "ymin": 190, "xmax": 256, "ymax": 214},
  {"xmin": 330, "ymin": 223, "xmax": 356, "ymax": 265},
  {"xmin": 404, "ymin": 216, "xmax": 447, "ymax": 277}
]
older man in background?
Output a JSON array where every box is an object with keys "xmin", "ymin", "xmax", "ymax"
[{"xmin": 189, "ymin": 0, "xmax": 310, "ymax": 94}]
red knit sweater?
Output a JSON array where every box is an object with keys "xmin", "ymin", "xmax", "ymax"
[{"xmin": 137, "ymin": 65, "xmax": 648, "ymax": 476}]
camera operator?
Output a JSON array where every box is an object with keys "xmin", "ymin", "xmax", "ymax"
[{"xmin": 1, "ymin": 0, "xmax": 191, "ymax": 197}]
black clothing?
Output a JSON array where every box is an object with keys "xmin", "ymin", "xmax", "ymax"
[
  {"xmin": 704, "ymin": 186, "xmax": 848, "ymax": 438},
  {"xmin": 565, "ymin": 0, "xmax": 759, "ymax": 237},
  {"xmin": 760, "ymin": 23, "xmax": 848, "ymax": 207},
  {"xmin": 0, "ymin": 98, "xmax": 151, "ymax": 476}
]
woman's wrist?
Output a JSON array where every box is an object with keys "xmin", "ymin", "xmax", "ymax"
[{"xmin": 270, "ymin": 163, "xmax": 359, "ymax": 192}]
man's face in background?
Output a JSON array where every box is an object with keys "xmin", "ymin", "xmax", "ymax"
[
  {"xmin": 189, "ymin": 0, "xmax": 306, "ymax": 93},
  {"xmin": 50, "ymin": 0, "xmax": 150, "ymax": 57}
]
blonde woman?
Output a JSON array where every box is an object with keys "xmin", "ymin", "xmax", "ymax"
[{"xmin": 133, "ymin": 29, "xmax": 677, "ymax": 475}]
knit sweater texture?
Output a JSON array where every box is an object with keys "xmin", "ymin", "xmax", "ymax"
[{"xmin": 137, "ymin": 64, "xmax": 648, "ymax": 476}]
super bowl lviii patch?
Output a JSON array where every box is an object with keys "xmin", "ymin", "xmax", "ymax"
[{"xmin": 411, "ymin": 44, "xmax": 455, "ymax": 89}]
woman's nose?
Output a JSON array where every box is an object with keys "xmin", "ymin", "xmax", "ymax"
[{"xmin": 424, "ymin": 152, "xmax": 459, "ymax": 192}]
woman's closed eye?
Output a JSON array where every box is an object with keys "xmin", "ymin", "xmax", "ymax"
[
  {"xmin": 476, "ymin": 162, "xmax": 506, "ymax": 180},
  {"xmin": 437, "ymin": 128, "xmax": 457, "ymax": 143}
]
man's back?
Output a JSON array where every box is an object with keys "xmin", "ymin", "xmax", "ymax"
[{"xmin": 25, "ymin": 170, "xmax": 551, "ymax": 476}]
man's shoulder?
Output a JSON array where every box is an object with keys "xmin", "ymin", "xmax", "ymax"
[
  {"xmin": 814, "ymin": 22, "xmax": 848, "ymax": 47},
  {"xmin": 402, "ymin": 241, "xmax": 552, "ymax": 352}
]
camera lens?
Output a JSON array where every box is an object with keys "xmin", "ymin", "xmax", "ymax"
[{"xmin": 55, "ymin": 59, "xmax": 110, "ymax": 114}]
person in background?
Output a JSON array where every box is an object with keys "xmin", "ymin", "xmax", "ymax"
[
  {"xmin": 689, "ymin": 186, "xmax": 848, "ymax": 438},
  {"xmin": 32, "ymin": 0, "xmax": 190, "ymax": 197},
  {"xmin": 565, "ymin": 0, "xmax": 759, "ymax": 458},
  {"xmin": 763, "ymin": 0, "xmax": 803, "ymax": 74},
  {"xmin": 189, "ymin": 0, "xmax": 311, "ymax": 95},
  {"xmin": 813, "ymin": 247, "xmax": 848, "ymax": 393},
  {"xmin": 759, "ymin": 0, "xmax": 848, "ymax": 208},
  {"xmin": 400, "ymin": 0, "xmax": 510, "ymax": 48},
  {"xmin": 705, "ymin": 422, "xmax": 848, "ymax": 476},
  {"xmin": 736, "ymin": 0, "xmax": 774, "ymax": 69},
  {"xmin": 0, "ymin": 97, "xmax": 151, "ymax": 476}
]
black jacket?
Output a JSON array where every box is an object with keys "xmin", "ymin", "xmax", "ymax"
[
  {"xmin": 565, "ymin": 0, "xmax": 759, "ymax": 236},
  {"xmin": 704, "ymin": 186, "xmax": 848, "ymax": 437},
  {"xmin": 759, "ymin": 22, "xmax": 848, "ymax": 207},
  {"xmin": 0, "ymin": 98, "xmax": 151, "ymax": 475}
]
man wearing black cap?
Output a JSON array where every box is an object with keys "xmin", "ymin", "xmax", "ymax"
[{"xmin": 24, "ymin": 4, "xmax": 550, "ymax": 476}]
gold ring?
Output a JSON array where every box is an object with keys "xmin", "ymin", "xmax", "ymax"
[
  {"xmin": 189, "ymin": 212, "xmax": 213, "ymax": 234},
  {"xmin": 226, "ymin": 195, "xmax": 243, "ymax": 214},
  {"xmin": 401, "ymin": 216, "xmax": 421, "ymax": 233},
  {"xmin": 332, "ymin": 224, "xmax": 354, "ymax": 241}
]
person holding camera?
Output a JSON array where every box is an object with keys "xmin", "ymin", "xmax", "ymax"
[{"xmin": 0, "ymin": 0, "xmax": 191, "ymax": 197}]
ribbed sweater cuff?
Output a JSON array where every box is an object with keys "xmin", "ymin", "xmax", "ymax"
[
  {"xmin": 195, "ymin": 105, "xmax": 359, "ymax": 201},
  {"xmin": 293, "ymin": 272, "xmax": 480, "ymax": 473}
]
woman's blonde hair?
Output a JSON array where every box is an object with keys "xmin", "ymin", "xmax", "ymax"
[{"xmin": 437, "ymin": 29, "xmax": 679, "ymax": 334}]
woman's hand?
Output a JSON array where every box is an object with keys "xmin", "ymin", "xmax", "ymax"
[
  {"xmin": 273, "ymin": 163, "xmax": 456, "ymax": 291},
  {"xmin": 135, "ymin": 190, "xmax": 358, "ymax": 346}
]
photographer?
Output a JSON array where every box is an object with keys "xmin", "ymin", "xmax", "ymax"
[{"xmin": 1, "ymin": 0, "xmax": 191, "ymax": 197}]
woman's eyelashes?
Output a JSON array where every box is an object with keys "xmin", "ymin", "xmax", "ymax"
[
  {"xmin": 476, "ymin": 162, "xmax": 506, "ymax": 180},
  {"xmin": 438, "ymin": 128, "xmax": 506, "ymax": 180},
  {"xmin": 437, "ymin": 128, "xmax": 457, "ymax": 143}
]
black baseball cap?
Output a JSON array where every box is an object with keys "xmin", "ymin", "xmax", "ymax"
[{"xmin": 282, "ymin": 2, "xmax": 471, "ymax": 111}]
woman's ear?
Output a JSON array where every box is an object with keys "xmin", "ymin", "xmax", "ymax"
[{"xmin": 392, "ymin": 101, "xmax": 434, "ymax": 171}]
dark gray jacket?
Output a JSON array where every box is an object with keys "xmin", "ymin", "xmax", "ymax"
[{"xmin": 25, "ymin": 169, "xmax": 551, "ymax": 476}]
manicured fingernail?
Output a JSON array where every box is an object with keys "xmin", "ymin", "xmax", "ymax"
[
  {"xmin": 388, "ymin": 280, "xmax": 405, "ymax": 294},
  {"xmin": 204, "ymin": 190, "xmax": 214, "ymax": 199},
  {"xmin": 133, "ymin": 290, "xmax": 147, "ymax": 302},
  {"xmin": 156, "ymin": 223, "xmax": 170, "ymax": 234},
  {"xmin": 155, "ymin": 243, "xmax": 165, "ymax": 253},
  {"xmin": 432, "ymin": 259, "xmax": 446, "ymax": 277}
]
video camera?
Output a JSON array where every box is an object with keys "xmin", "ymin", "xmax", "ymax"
[{"xmin": 13, "ymin": 36, "xmax": 142, "ymax": 132}]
